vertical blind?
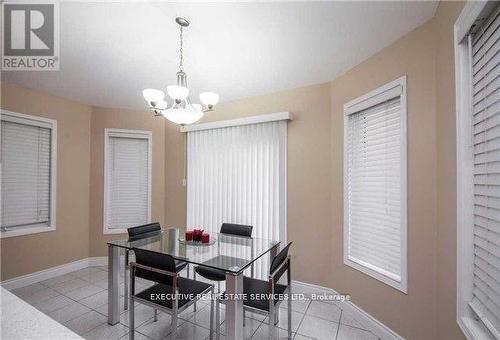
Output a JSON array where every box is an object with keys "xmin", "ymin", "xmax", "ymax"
[
  {"xmin": 186, "ymin": 121, "xmax": 286, "ymax": 279},
  {"xmin": 469, "ymin": 7, "xmax": 500, "ymax": 337},
  {"xmin": 106, "ymin": 135, "xmax": 150, "ymax": 230},
  {"xmin": 1, "ymin": 120, "xmax": 52, "ymax": 229},
  {"xmin": 345, "ymin": 96, "xmax": 404, "ymax": 284}
]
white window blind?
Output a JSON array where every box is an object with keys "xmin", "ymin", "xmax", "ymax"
[
  {"xmin": 1, "ymin": 120, "xmax": 52, "ymax": 230},
  {"xmin": 186, "ymin": 120, "xmax": 287, "ymax": 279},
  {"xmin": 468, "ymin": 7, "xmax": 500, "ymax": 337},
  {"xmin": 344, "ymin": 78, "xmax": 407, "ymax": 293},
  {"xmin": 104, "ymin": 130, "xmax": 151, "ymax": 233}
]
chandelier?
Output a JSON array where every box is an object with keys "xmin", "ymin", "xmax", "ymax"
[{"xmin": 142, "ymin": 17, "xmax": 219, "ymax": 125}]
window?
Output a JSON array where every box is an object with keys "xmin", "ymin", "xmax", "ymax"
[
  {"xmin": 184, "ymin": 113, "xmax": 290, "ymax": 279},
  {"xmin": 343, "ymin": 77, "xmax": 407, "ymax": 293},
  {"xmin": 103, "ymin": 129, "xmax": 152, "ymax": 234},
  {"xmin": 1, "ymin": 110, "xmax": 57, "ymax": 238},
  {"xmin": 456, "ymin": 2, "xmax": 500, "ymax": 339}
]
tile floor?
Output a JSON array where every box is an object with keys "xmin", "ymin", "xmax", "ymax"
[{"xmin": 10, "ymin": 266, "xmax": 379, "ymax": 340}]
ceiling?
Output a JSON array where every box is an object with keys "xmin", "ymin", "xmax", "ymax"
[{"xmin": 2, "ymin": 1, "xmax": 438, "ymax": 110}]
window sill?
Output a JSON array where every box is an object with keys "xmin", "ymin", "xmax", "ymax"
[
  {"xmin": 344, "ymin": 256, "xmax": 407, "ymax": 294},
  {"xmin": 103, "ymin": 228, "xmax": 128, "ymax": 235},
  {"xmin": 0, "ymin": 226, "xmax": 56, "ymax": 239},
  {"xmin": 458, "ymin": 316, "xmax": 495, "ymax": 340}
]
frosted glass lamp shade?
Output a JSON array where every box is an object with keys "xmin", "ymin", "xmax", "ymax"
[
  {"xmin": 200, "ymin": 92, "xmax": 219, "ymax": 106},
  {"xmin": 155, "ymin": 100, "xmax": 168, "ymax": 110},
  {"xmin": 162, "ymin": 108, "xmax": 203, "ymax": 125},
  {"xmin": 142, "ymin": 89, "xmax": 165, "ymax": 103},
  {"xmin": 191, "ymin": 104, "xmax": 203, "ymax": 111},
  {"xmin": 167, "ymin": 85, "xmax": 189, "ymax": 100}
]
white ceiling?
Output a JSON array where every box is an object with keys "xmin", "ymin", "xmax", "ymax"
[{"xmin": 2, "ymin": 1, "xmax": 438, "ymax": 110}]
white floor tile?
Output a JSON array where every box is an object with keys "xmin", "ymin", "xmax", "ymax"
[
  {"xmin": 12, "ymin": 283, "xmax": 46, "ymax": 298},
  {"xmin": 120, "ymin": 331, "xmax": 153, "ymax": 340},
  {"xmin": 84, "ymin": 321, "xmax": 129, "ymax": 340},
  {"xmin": 120, "ymin": 303, "xmax": 156, "ymax": 328},
  {"xmin": 48, "ymin": 302, "xmax": 92, "ymax": 324},
  {"xmin": 79, "ymin": 290, "xmax": 109, "ymax": 309},
  {"xmin": 32, "ymin": 294, "xmax": 74, "ymax": 314},
  {"xmin": 78, "ymin": 270, "xmax": 108, "ymax": 284},
  {"xmin": 306, "ymin": 301, "xmax": 342, "ymax": 323},
  {"xmin": 18, "ymin": 287, "xmax": 60, "ymax": 304},
  {"xmin": 41, "ymin": 273, "xmax": 78, "ymax": 287},
  {"xmin": 52, "ymin": 277, "xmax": 90, "ymax": 294},
  {"xmin": 264, "ymin": 309, "xmax": 303, "ymax": 332},
  {"xmin": 293, "ymin": 334, "xmax": 315, "ymax": 340},
  {"xmin": 296, "ymin": 315, "xmax": 339, "ymax": 340},
  {"xmin": 65, "ymin": 284, "xmax": 104, "ymax": 301},
  {"xmin": 339, "ymin": 311, "xmax": 367, "ymax": 330},
  {"xmin": 172, "ymin": 321, "xmax": 211, "ymax": 340},
  {"xmin": 64, "ymin": 310, "xmax": 107, "ymax": 335},
  {"xmin": 336, "ymin": 324, "xmax": 378, "ymax": 340},
  {"xmin": 136, "ymin": 312, "xmax": 185, "ymax": 340},
  {"xmin": 220, "ymin": 317, "xmax": 262, "ymax": 338},
  {"xmin": 185, "ymin": 303, "xmax": 220, "ymax": 330},
  {"xmin": 71, "ymin": 267, "xmax": 106, "ymax": 278},
  {"xmin": 252, "ymin": 322, "xmax": 294, "ymax": 339},
  {"xmin": 280, "ymin": 297, "xmax": 311, "ymax": 314}
]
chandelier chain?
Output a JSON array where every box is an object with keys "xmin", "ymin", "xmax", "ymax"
[{"xmin": 179, "ymin": 26, "xmax": 184, "ymax": 71}]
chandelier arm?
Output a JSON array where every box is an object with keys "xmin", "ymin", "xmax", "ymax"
[{"xmin": 179, "ymin": 25, "xmax": 184, "ymax": 72}]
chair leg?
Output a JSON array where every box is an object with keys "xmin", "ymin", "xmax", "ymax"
[
  {"xmin": 170, "ymin": 312, "xmax": 178, "ymax": 340},
  {"xmin": 217, "ymin": 281, "xmax": 221, "ymax": 293},
  {"xmin": 209, "ymin": 287, "xmax": 214, "ymax": 339},
  {"xmin": 193, "ymin": 271, "xmax": 197, "ymax": 312},
  {"xmin": 187, "ymin": 264, "xmax": 190, "ymax": 278},
  {"xmin": 216, "ymin": 296, "xmax": 220, "ymax": 340},
  {"xmin": 154, "ymin": 309, "xmax": 158, "ymax": 322},
  {"xmin": 124, "ymin": 250, "xmax": 129, "ymax": 311},
  {"xmin": 128, "ymin": 297, "xmax": 135, "ymax": 340},
  {"xmin": 287, "ymin": 292, "xmax": 292, "ymax": 339},
  {"xmin": 268, "ymin": 307, "xmax": 276, "ymax": 339},
  {"xmin": 243, "ymin": 309, "xmax": 246, "ymax": 327}
]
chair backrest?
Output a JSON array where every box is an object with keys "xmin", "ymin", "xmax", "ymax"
[
  {"xmin": 269, "ymin": 242, "xmax": 292, "ymax": 282},
  {"xmin": 132, "ymin": 248, "xmax": 177, "ymax": 286},
  {"xmin": 128, "ymin": 222, "xmax": 161, "ymax": 240},
  {"xmin": 220, "ymin": 223, "xmax": 253, "ymax": 237}
]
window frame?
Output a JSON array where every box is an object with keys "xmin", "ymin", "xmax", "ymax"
[
  {"xmin": 103, "ymin": 128, "xmax": 152, "ymax": 235},
  {"xmin": 0, "ymin": 110, "xmax": 58, "ymax": 239},
  {"xmin": 343, "ymin": 76, "xmax": 408, "ymax": 293},
  {"xmin": 455, "ymin": 2, "xmax": 500, "ymax": 339}
]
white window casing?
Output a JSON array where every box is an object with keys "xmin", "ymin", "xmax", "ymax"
[
  {"xmin": 343, "ymin": 76, "xmax": 408, "ymax": 293},
  {"xmin": 103, "ymin": 129, "xmax": 152, "ymax": 235},
  {"xmin": 456, "ymin": 2, "xmax": 500, "ymax": 339},
  {"xmin": 0, "ymin": 110, "xmax": 57, "ymax": 238}
]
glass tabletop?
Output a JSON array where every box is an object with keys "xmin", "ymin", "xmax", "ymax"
[{"xmin": 108, "ymin": 228, "xmax": 280, "ymax": 274}]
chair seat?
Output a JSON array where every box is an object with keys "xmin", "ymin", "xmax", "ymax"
[
  {"xmin": 195, "ymin": 266, "xmax": 226, "ymax": 281},
  {"xmin": 222, "ymin": 276, "xmax": 288, "ymax": 312},
  {"xmin": 135, "ymin": 277, "xmax": 211, "ymax": 310},
  {"xmin": 175, "ymin": 260, "xmax": 188, "ymax": 272}
]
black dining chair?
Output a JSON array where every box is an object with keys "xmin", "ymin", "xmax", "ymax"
[
  {"xmin": 193, "ymin": 223, "xmax": 253, "ymax": 290},
  {"xmin": 128, "ymin": 248, "xmax": 215, "ymax": 340},
  {"xmin": 216, "ymin": 242, "xmax": 293, "ymax": 339},
  {"xmin": 124, "ymin": 222, "xmax": 189, "ymax": 310},
  {"xmin": 192, "ymin": 223, "xmax": 253, "ymax": 313}
]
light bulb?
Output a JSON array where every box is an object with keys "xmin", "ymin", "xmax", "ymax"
[
  {"xmin": 200, "ymin": 92, "xmax": 219, "ymax": 106},
  {"xmin": 167, "ymin": 85, "xmax": 189, "ymax": 101},
  {"xmin": 142, "ymin": 89, "xmax": 165, "ymax": 104}
]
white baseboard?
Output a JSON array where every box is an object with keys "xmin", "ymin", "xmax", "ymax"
[
  {"xmin": 1, "ymin": 257, "xmax": 403, "ymax": 340},
  {"xmin": 293, "ymin": 280, "xmax": 404, "ymax": 340},
  {"xmin": 1, "ymin": 258, "xmax": 91, "ymax": 291}
]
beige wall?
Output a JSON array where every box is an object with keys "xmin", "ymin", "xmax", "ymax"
[
  {"xmin": 0, "ymin": 83, "xmax": 92, "ymax": 280},
  {"xmin": 0, "ymin": 1, "xmax": 467, "ymax": 338},
  {"xmin": 330, "ymin": 14, "xmax": 439, "ymax": 340},
  {"xmin": 435, "ymin": 2, "xmax": 465, "ymax": 339},
  {"xmin": 164, "ymin": 83, "xmax": 333, "ymax": 285},
  {"xmin": 88, "ymin": 107, "xmax": 165, "ymax": 257}
]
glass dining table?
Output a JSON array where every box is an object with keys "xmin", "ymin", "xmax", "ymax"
[{"xmin": 107, "ymin": 228, "xmax": 280, "ymax": 340}]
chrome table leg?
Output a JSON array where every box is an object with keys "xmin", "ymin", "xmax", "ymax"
[
  {"xmin": 108, "ymin": 244, "xmax": 120, "ymax": 325},
  {"xmin": 225, "ymin": 272, "xmax": 244, "ymax": 340}
]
